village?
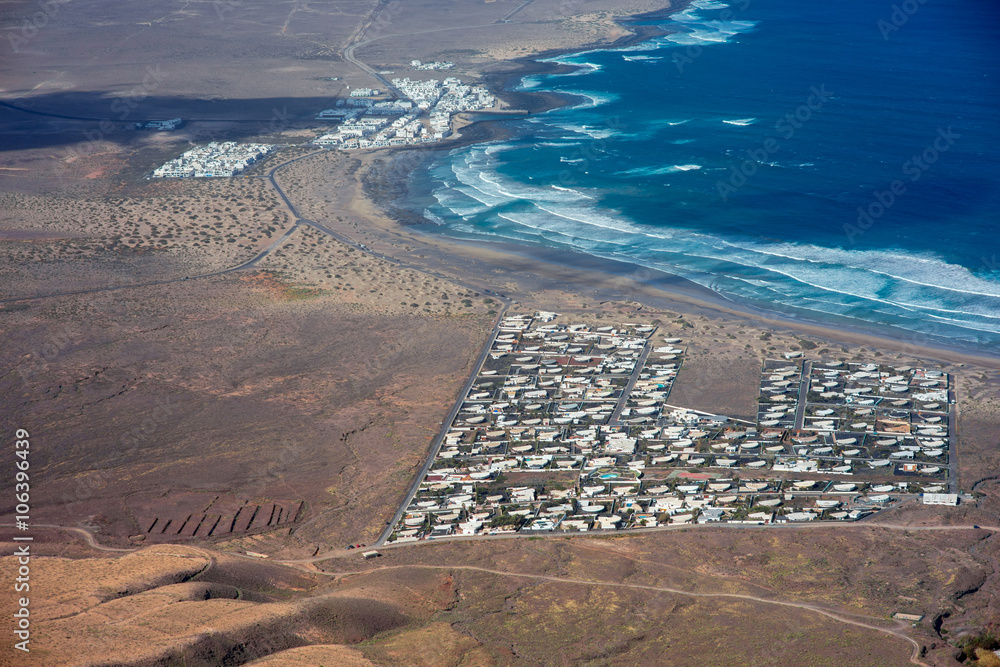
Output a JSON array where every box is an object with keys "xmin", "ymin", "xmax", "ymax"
[
  {"xmin": 385, "ymin": 312, "xmax": 958, "ymax": 543},
  {"xmin": 149, "ymin": 63, "xmax": 499, "ymax": 177},
  {"xmin": 311, "ymin": 75, "xmax": 496, "ymax": 149},
  {"xmin": 150, "ymin": 141, "xmax": 275, "ymax": 178}
]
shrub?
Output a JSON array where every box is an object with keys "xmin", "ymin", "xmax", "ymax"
[
  {"xmin": 957, "ymin": 632, "xmax": 1000, "ymax": 663},
  {"xmin": 974, "ymin": 649, "xmax": 1000, "ymax": 667}
]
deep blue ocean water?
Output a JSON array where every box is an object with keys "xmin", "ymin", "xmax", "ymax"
[{"xmin": 410, "ymin": 0, "xmax": 1000, "ymax": 350}]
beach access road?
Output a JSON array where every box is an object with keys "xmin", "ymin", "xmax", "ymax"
[
  {"xmin": 610, "ymin": 338, "xmax": 652, "ymax": 424},
  {"xmin": 374, "ymin": 300, "xmax": 511, "ymax": 546},
  {"xmin": 793, "ymin": 359, "xmax": 812, "ymax": 430}
]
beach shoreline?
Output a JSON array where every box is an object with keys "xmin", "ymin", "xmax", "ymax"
[
  {"xmin": 331, "ymin": 0, "xmax": 1000, "ymax": 368},
  {"xmin": 317, "ymin": 144, "xmax": 1000, "ymax": 370},
  {"xmin": 334, "ymin": 55, "xmax": 999, "ymax": 365},
  {"xmin": 4, "ymin": 2, "xmax": 1000, "ymax": 662}
]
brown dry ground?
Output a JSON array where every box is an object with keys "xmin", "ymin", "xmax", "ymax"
[
  {"xmin": 2, "ymin": 142, "xmax": 1000, "ymax": 664},
  {"xmin": 1, "ymin": 271, "xmax": 493, "ymax": 551},
  {"xmin": 349, "ymin": 0, "xmax": 677, "ymax": 65},
  {"xmin": 3, "ymin": 0, "xmax": 1000, "ymax": 663},
  {"xmin": 5, "ymin": 524, "xmax": 1000, "ymax": 666},
  {"xmin": 0, "ymin": 150, "xmax": 497, "ymax": 554}
]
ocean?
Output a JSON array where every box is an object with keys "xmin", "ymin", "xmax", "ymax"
[{"xmin": 407, "ymin": 0, "xmax": 1000, "ymax": 351}]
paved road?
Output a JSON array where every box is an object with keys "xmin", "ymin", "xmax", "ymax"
[
  {"xmin": 497, "ymin": 0, "xmax": 535, "ymax": 22},
  {"xmin": 793, "ymin": 359, "xmax": 812, "ymax": 430},
  {"xmin": 265, "ymin": 152, "xmax": 322, "ymax": 218},
  {"xmin": 609, "ymin": 339, "xmax": 652, "ymax": 424},
  {"xmin": 948, "ymin": 384, "xmax": 959, "ymax": 493},
  {"xmin": 265, "ymin": 158, "xmax": 513, "ymax": 300},
  {"xmin": 373, "ymin": 301, "xmax": 511, "ymax": 546},
  {"xmin": 13, "ymin": 518, "xmax": 995, "ymax": 563},
  {"xmin": 272, "ymin": 509, "xmax": 998, "ymax": 565}
]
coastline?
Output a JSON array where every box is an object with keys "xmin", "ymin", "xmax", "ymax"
[
  {"xmin": 480, "ymin": 20, "xmax": 674, "ymax": 114},
  {"xmin": 347, "ymin": 147, "xmax": 1000, "ymax": 368},
  {"xmin": 338, "ymin": 5, "xmax": 1000, "ymax": 368},
  {"xmin": 371, "ymin": 19, "xmax": 677, "ymax": 156}
]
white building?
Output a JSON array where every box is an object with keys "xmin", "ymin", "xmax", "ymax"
[
  {"xmin": 151, "ymin": 142, "xmax": 274, "ymax": 178},
  {"xmin": 922, "ymin": 493, "xmax": 959, "ymax": 506}
]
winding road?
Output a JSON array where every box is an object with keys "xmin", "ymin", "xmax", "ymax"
[
  {"xmin": 316, "ymin": 563, "xmax": 932, "ymax": 667},
  {"xmin": 9, "ymin": 519, "xmax": 995, "ymax": 666},
  {"xmin": 7, "ymin": 522, "xmax": 943, "ymax": 665},
  {"xmin": 374, "ymin": 300, "xmax": 511, "ymax": 546}
]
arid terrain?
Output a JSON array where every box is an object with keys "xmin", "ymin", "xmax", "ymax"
[
  {"xmin": 4, "ymin": 512, "xmax": 1000, "ymax": 666},
  {"xmin": 2, "ymin": 0, "xmax": 1000, "ymax": 665}
]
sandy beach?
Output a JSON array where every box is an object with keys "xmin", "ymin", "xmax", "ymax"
[
  {"xmin": 2, "ymin": 0, "xmax": 1000, "ymax": 664},
  {"xmin": 286, "ymin": 142, "xmax": 1000, "ymax": 372}
]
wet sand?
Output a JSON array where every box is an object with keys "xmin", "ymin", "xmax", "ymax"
[
  {"xmin": 286, "ymin": 144, "xmax": 1000, "ymax": 371},
  {"xmin": 328, "ymin": 2, "xmax": 1000, "ymax": 370}
]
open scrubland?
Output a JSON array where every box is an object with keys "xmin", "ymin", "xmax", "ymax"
[
  {"xmin": 5, "ymin": 521, "xmax": 1000, "ymax": 666},
  {"xmin": 2, "ymin": 0, "xmax": 1000, "ymax": 664}
]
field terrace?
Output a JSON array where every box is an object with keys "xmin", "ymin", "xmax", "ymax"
[{"xmin": 386, "ymin": 314, "xmax": 960, "ymax": 543}]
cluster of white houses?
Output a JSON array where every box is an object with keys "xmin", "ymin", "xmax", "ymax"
[
  {"xmin": 312, "ymin": 77, "xmax": 496, "ymax": 149},
  {"xmin": 313, "ymin": 111, "xmax": 429, "ymax": 149},
  {"xmin": 151, "ymin": 73, "xmax": 498, "ymax": 176},
  {"xmin": 386, "ymin": 313, "xmax": 957, "ymax": 543},
  {"xmin": 411, "ymin": 59, "xmax": 454, "ymax": 70},
  {"xmin": 134, "ymin": 118, "xmax": 183, "ymax": 131},
  {"xmin": 757, "ymin": 359, "xmax": 953, "ymax": 474},
  {"xmin": 150, "ymin": 142, "xmax": 275, "ymax": 178}
]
